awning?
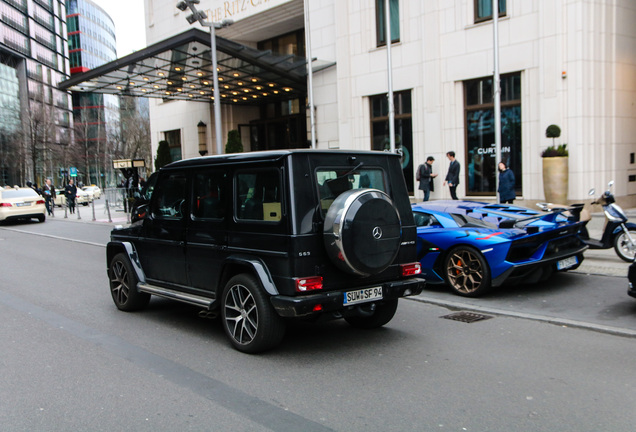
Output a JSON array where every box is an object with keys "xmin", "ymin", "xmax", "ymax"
[{"xmin": 59, "ymin": 28, "xmax": 334, "ymax": 105}]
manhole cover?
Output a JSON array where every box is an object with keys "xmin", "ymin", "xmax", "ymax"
[{"xmin": 440, "ymin": 311, "xmax": 493, "ymax": 323}]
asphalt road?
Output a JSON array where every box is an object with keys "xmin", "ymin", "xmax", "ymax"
[{"xmin": 1, "ymin": 217, "xmax": 635, "ymax": 431}]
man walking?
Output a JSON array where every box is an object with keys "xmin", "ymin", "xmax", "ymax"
[
  {"xmin": 417, "ymin": 156, "xmax": 437, "ymax": 201},
  {"xmin": 42, "ymin": 178, "xmax": 56, "ymax": 216},
  {"xmin": 443, "ymin": 151, "xmax": 460, "ymax": 200},
  {"xmin": 64, "ymin": 179, "xmax": 77, "ymax": 214}
]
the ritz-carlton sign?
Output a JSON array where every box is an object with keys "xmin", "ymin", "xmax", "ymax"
[{"xmin": 206, "ymin": 0, "xmax": 293, "ymax": 23}]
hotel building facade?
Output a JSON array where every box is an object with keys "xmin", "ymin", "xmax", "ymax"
[{"xmin": 137, "ymin": 0, "xmax": 635, "ymax": 204}]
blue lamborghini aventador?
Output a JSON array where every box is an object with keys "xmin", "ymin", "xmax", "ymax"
[{"xmin": 413, "ymin": 200, "xmax": 588, "ymax": 297}]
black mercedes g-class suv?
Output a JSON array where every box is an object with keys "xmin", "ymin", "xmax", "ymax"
[{"xmin": 107, "ymin": 150, "xmax": 424, "ymax": 353}]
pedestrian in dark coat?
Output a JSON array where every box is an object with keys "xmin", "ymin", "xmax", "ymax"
[
  {"xmin": 417, "ymin": 156, "xmax": 437, "ymax": 201},
  {"xmin": 42, "ymin": 178, "xmax": 56, "ymax": 216},
  {"xmin": 497, "ymin": 161, "xmax": 516, "ymax": 204},
  {"xmin": 443, "ymin": 151, "xmax": 460, "ymax": 200},
  {"xmin": 64, "ymin": 179, "xmax": 77, "ymax": 214}
]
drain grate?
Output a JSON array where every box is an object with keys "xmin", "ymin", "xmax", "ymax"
[{"xmin": 440, "ymin": 311, "xmax": 493, "ymax": 323}]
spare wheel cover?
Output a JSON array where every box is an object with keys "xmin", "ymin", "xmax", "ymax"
[{"xmin": 323, "ymin": 188, "xmax": 402, "ymax": 276}]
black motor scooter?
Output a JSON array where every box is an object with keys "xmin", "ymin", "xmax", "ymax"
[{"xmin": 537, "ymin": 181, "xmax": 636, "ymax": 262}]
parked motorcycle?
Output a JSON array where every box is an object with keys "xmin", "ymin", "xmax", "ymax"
[{"xmin": 537, "ymin": 181, "xmax": 636, "ymax": 262}]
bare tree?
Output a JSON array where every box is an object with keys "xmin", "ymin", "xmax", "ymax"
[
  {"xmin": 18, "ymin": 95, "xmax": 57, "ymax": 187},
  {"xmin": 108, "ymin": 96, "xmax": 152, "ymax": 180}
]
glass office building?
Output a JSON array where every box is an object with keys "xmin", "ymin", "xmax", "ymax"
[
  {"xmin": 66, "ymin": 0, "xmax": 119, "ymax": 186},
  {"xmin": 0, "ymin": 0, "xmax": 72, "ymax": 186}
]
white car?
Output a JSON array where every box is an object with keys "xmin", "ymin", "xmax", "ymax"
[
  {"xmin": 82, "ymin": 185, "xmax": 101, "ymax": 199},
  {"xmin": 0, "ymin": 187, "xmax": 46, "ymax": 223},
  {"xmin": 55, "ymin": 187, "xmax": 92, "ymax": 207}
]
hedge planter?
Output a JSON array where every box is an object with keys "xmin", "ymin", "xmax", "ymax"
[{"xmin": 542, "ymin": 156, "xmax": 569, "ymax": 203}]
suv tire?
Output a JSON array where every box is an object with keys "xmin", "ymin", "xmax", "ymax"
[
  {"xmin": 108, "ymin": 253, "xmax": 151, "ymax": 311},
  {"xmin": 323, "ymin": 189, "xmax": 401, "ymax": 276},
  {"xmin": 221, "ymin": 274, "xmax": 286, "ymax": 353}
]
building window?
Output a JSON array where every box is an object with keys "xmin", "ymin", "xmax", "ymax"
[
  {"xmin": 163, "ymin": 129, "xmax": 182, "ymax": 162},
  {"xmin": 257, "ymin": 30, "xmax": 305, "ymax": 56},
  {"xmin": 376, "ymin": 0, "xmax": 400, "ymax": 46},
  {"xmin": 475, "ymin": 0, "xmax": 507, "ymax": 23},
  {"xmin": 464, "ymin": 73, "xmax": 521, "ymax": 196},
  {"xmin": 370, "ymin": 90, "xmax": 413, "ymax": 193}
]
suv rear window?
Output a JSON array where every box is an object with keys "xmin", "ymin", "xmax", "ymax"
[
  {"xmin": 316, "ymin": 167, "xmax": 386, "ymax": 215},
  {"xmin": 236, "ymin": 168, "xmax": 282, "ymax": 222}
]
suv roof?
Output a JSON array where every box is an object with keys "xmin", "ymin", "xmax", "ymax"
[{"xmin": 162, "ymin": 149, "xmax": 400, "ymax": 168}]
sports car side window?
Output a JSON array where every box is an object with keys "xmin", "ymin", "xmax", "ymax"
[{"xmin": 414, "ymin": 212, "xmax": 441, "ymax": 227}]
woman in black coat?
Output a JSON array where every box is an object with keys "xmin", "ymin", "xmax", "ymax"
[{"xmin": 497, "ymin": 162, "xmax": 516, "ymax": 204}]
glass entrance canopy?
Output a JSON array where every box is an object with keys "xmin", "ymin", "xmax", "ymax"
[{"xmin": 59, "ymin": 28, "xmax": 332, "ymax": 105}]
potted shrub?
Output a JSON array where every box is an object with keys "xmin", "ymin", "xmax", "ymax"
[
  {"xmin": 225, "ymin": 129, "xmax": 243, "ymax": 154},
  {"xmin": 541, "ymin": 125, "xmax": 568, "ymax": 203}
]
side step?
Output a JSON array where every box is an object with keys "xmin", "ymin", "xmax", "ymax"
[{"xmin": 138, "ymin": 283, "xmax": 216, "ymax": 309}]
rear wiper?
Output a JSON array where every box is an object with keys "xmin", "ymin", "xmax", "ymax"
[{"xmin": 337, "ymin": 162, "xmax": 364, "ymax": 179}]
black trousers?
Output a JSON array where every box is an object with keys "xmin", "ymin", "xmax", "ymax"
[{"xmin": 449, "ymin": 185, "xmax": 458, "ymax": 200}]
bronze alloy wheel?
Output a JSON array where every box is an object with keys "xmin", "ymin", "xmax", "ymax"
[{"xmin": 444, "ymin": 246, "xmax": 491, "ymax": 297}]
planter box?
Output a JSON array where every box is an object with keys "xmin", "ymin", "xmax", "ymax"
[{"xmin": 542, "ymin": 156, "xmax": 569, "ymax": 203}]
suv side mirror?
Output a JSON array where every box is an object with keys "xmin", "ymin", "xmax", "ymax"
[{"xmin": 131, "ymin": 203, "xmax": 149, "ymax": 223}]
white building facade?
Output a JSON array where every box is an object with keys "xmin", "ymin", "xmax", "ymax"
[{"xmin": 143, "ymin": 0, "xmax": 636, "ymax": 205}]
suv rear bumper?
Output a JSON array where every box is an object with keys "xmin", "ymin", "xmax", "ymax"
[{"xmin": 270, "ymin": 278, "xmax": 425, "ymax": 318}]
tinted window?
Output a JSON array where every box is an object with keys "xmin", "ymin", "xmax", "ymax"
[
  {"xmin": 192, "ymin": 169, "xmax": 226, "ymax": 220},
  {"xmin": 316, "ymin": 167, "xmax": 386, "ymax": 216},
  {"xmin": 236, "ymin": 169, "xmax": 282, "ymax": 222},
  {"xmin": 413, "ymin": 212, "xmax": 441, "ymax": 227},
  {"xmin": 151, "ymin": 172, "xmax": 187, "ymax": 219}
]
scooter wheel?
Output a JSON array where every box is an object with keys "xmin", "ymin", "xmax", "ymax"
[{"xmin": 614, "ymin": 228, "xmax": 636, "ymax": 262}]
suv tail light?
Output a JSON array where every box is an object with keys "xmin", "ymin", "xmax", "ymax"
[
  {"xmin": 295, "ymin": 276, "xmax": 323, "ymax": 292},
  {"xmin": 400, "ymin": 262, "xmax": 422, "ymax": 276}
]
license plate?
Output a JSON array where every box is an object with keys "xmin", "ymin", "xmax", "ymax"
[
  {"xmin": 16, "ymin": 202, "xmax": 30, "ymax": 207},
  {"xmin": 557, "ymin": 256, "xmax": 578, "ymax": 270},
  {"xmin": 344, "ymin": 287, "xmax": 383, "ymax": 305}
]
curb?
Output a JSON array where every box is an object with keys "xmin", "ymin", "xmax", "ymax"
[{"xmin": 407, "ymin": 295, "xmax": 636, "ymax": 338}]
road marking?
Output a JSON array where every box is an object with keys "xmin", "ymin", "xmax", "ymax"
[{"xmin": 0, "ymin": 227, "xmax": 105, "ymax": 248}]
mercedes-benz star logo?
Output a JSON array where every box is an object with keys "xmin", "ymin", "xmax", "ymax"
[{"xmin": 372, "ymin": 226, "xmax": 383, "ymax": 240}]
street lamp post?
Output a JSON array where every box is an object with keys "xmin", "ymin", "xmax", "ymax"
[{"xmin": 176, "ymin": 1, "xmax": 232, "ymax": 155}]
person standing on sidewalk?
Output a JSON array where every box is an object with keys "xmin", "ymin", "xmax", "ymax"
[
  {"xmin": 497, "ymin": 161, "xmax": 516, "ymax": 204},
  {"xmin": 42, "ymin": 178, "xmax": 56, "ymax": 216},
  {"xmin": 64, "ymin": 179, "xmax": 77, "ymax": 214},
  {"xmin": 443, "ymin": 151, "xmax": 460, "ymax": 200},
  {"xmin": 416, "ymin": 156, "xmax": 437, "ymax": 201}
]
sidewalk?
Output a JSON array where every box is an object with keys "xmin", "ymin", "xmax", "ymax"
[{"xmin": 49, "ymin": 200, "xmax": 129, "ymax": 226}]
